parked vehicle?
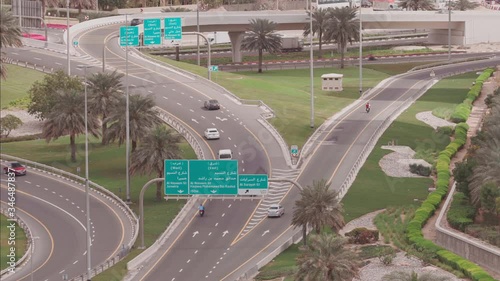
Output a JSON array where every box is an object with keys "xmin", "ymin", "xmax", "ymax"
[
  {"xmin": 204, "ymin": 99, "xmax": 220, "ymax": 110},
  {"xmin": 3, "ymin": 162, "xmax": 27, "ymax": 176},
  {"xmin": 267, "ymin": 204, "xmax": 284, "ymax": 217},
  {"xmin": 281, "ymin": 37, "xmax": 303, "ymax": 52},
  {"xmin": 204, "ymin": 128, "xmax": 220, "ymax": 140}
]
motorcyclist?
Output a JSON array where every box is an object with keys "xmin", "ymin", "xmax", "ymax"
[
  {"xmin": 198, "ymin": 204, "xmax": 205, "ymax": 216},
  {"xmin": 365, "ymin": 102, "xmax": 371, "ymax": 112}
]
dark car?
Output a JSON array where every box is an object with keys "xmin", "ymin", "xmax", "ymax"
[
  {"xmin": 130, "ymin": 18, "xmax": 143, "ymax": 26},
  {"xmin": 204, "ymin": 99, "xmax": 220, "ymax": 110},
  {"xmin": 3, "ymin": 162, "xmax": 27, "ymax": 176}
]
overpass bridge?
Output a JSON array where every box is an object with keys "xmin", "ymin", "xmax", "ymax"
[{"xmin": 113, "ymin": 9, "xmax": 499, "ymax": 62}]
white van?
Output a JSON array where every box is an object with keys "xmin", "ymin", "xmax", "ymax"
[{"xmin": 218, "ymin": 149, "xmax": 233, "ymax": 160}]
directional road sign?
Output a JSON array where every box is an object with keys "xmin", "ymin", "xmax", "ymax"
[
  {"xmin": 238, "ymin": 174, "xmax": 268, "ymax": 195},
  {"xmin": 164, "ymin": 17, "xmax": 182, "ymax": 40},
  {"xmin": 165, "ymin": 160, "xmax": 189, "ymax": 195},
  {"xmin": 119, "ymin": 26, "xmax": 139, "ymax": 47},
  {"xmin": 209, "ymin": 65, "xmax": 219, "ymax": 72},
  {"xmin": 189, "ymin": 160, "xmax": 238, "ymax": 195},
  {"xmin": 143, "ymin": 18, "xmax": 161, "ymax": 45}
]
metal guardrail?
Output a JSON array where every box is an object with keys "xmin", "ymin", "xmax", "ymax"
[
  {"xmin": 155, "ymin": 107, "xmax": 205, "ymax": 160},
  {"xmin": 0, "ymin": 203, "xmax": 32, "ymax": 278},
  {"xmin": 2, "ymin": 57, "xmax": 55, "ymax": 74},
  {"xmin": 0, "ymin": 154, "xmax": 139, "ymax": 281}
]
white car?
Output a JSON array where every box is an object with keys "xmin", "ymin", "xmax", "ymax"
[
  {"xmin": 204, "ymin": 128, "xmax": 220, "ymax": 140},
  {"xmin": 267, "ymin": 204, "xmax": 284, "ymax": 217}
]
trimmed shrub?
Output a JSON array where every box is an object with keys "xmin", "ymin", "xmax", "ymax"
[
  {"xmin": 409, "ymin": 163, "xmax": 432, "ymax": 176},
  {"xmin": 345, "ymin": 227, "xmax": 379, "ymax": 244}
]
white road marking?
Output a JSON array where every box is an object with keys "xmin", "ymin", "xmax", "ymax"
[
  {"xmin": 59, "ymin": 270, "xmax": 65, "ymax": 274},
  {"xmin": 189, "ymin": 96, "xmax": 193, "ymax": 98},
  {"xmin": 11, "ymin": 52, "xmax": 19, "ymax": 55},
  {"xmin": 190, "ymin": 109, "xmax": 194, "ymax": 112},
  {"xmin": 73, "ymin": 260, "xmax": 78, "ymax": 264},
  {"xmin": 25, "ymin": 181, "xmax": 32, "ymax": 184},
  {"xmin": 187, "ymin": 259, "xmax": 190, "ymax": 263},
  {"xmin": 36, "ymin": 184, "xmax": 40, "ymax": 187},
  {"xmin": 163, "ymin": 97, "xmax": 168, "ymax": 100},
  {"xmin": 215, "ymin": 223, "xmax": 218, "ymax": 227},
  {"xmin": 228, "ymin": 137, "xmax": 232, "ymax": 141},
  {"xmin": 262, "ymin": 230, "xmax": 270, "ymax": 236},
  {"xmin": 177, "ymin": 103, "xmax": 182, "ymax": 106},
  {"xmin": 233, "ymin": 144, "xmax": 237, "ymax": 148},
  {"xmin": 34, "ymin": 57, "xmax": 42, "ymax": 60},
  {"xmin": 52, "ymin": 191, "xmax": 56, "ymax": 194},
  {"xmin": 55, "ymin": 62, "xmax": 62, "ymax": 65},
  {"xmin": 179, "ymin": 268, "xmax": 183, "ymax": 272},
  {"xmin": 201, "ymin": 116, "xmax": 206, "ymax": 119},
  {"xmin": 148, "ymin": 90, "xmax": 153, "ymax": 93},
  {"xmin": 131, "ymin": 84, "xmax": 136, "ymax": 87},
  {"xmin": 222, "ymin": 213, "xmax": 225, "ymax": 217},
  {"xmin": 228, "ymin": 204, "xmax": 231, "ymax": 208},
  {"xmin": 192, "ymin": 119, "xmax": 199, "ymax": 124},
  {"xmin": 181, "ymin": 92, "xmax": 185, "ymax": 95},
  {"xmin": 194, "ymin": 250, "xmax": 198, "ymax": 254},
  {"xmin": 193, "ymin": 231, "xmax": 199, "ymax": 237},
  {"xmin": 202, "ymin": 241, "xmax": 205, "ymax": 245},
  {"xmin": 208, "ymin": 232, "xmax": 212, "ymax": 236},
  {"xmin": 222, "ymin": 230, "xmax": 228, "ymax": 237}
]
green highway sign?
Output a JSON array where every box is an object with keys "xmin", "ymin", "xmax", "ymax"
[
  {"xmin": 209, "ymin": 65, "xmax": 219, "ymax": 72},
  {"xmin": 165, "ymin": 160, "xmax": 189, "ymax": 195},
  {"xmin": 164, "ymin": 17, "xmax": 182, "ymax": 40},
  {"xmin": 143, "ymin": 18, "xmax": 161, "ymax": 45},
  {"xmin": 238, "ymin": 174, "xmax": 268, "ymax": 195},
  {"xmin": 291, "ymin": 145, "xmax": 299, "ymax": 157},
  {"xmin": 189, "ymin": 160, "xmax": 238, "ymax": 195},
  {"xmin": 119, "ymin": 26, "xmax": 139, "ymax": 47}
]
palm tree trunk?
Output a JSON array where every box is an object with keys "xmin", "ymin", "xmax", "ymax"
[
  {"xmin": 101, "ymin": 114, "xmax": 107, "ymax": 145},
  {"xmin": 70, "ymin": 134, "xmax": 77, "ymax": 162},
  {"xmin": 340, "ymin": 42, "xmax": 345, "ymax": 69},
  {"xmin": 156, "ymin": 181, "xmax": 162, "ymax": 201},
  {"xmin": 302, "ymin": 224, "xmax": 307, "ymax": 245},
  {"xmin": 318, "ymin": 31, "xmax": 323, "ymax": 59},
  {"xmin": 132, "ymin": 140, "xmax": 137, "ymax": 152},
  {"xmin": 258, "ymin": 49, "xmax": 263, "ymax": 73}
]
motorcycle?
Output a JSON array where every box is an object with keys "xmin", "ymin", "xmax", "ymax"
[
  {"xmin": 199, "ymin": 209, "xmax": 205, "ymax": 217},
  {"xmin": 366, "ymin": 106, "xmax": 370, "ymax": 113}
]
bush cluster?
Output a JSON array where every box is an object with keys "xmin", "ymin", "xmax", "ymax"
[
  {"xmin": 447, "ymin": 192, "xmax": 476, "ymax": 231},
  {"xmin": 405, "ymin": 119, "xmax": 496, "ymax": 281},
  {"xmin": 345, "ymin": 227, "xmax": 379, "ymax": 244},
  {"xmin": 409, "ymin": 163, "xmax": 432, "ymax": 176},
  {"xmin": 450, "ymin": 69, "xmax": 494, "ymax": 123},
  {"xmin": 0, "ymin": 134, "xmax": 42, "ymax": 143}
]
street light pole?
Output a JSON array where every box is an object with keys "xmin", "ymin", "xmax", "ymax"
[
  {"xmin": 448, "ymin": 0, "xmax": 451, "ymax": 61},
  {"xmin": 125, "ymin": 14, "xmax": 131, "ymax": 203},
  {"xmin": 309, "ymin": 0, "xmax": 314, "ymax": 128},
  {"xmin": 66, "ymin": 0, "xmax": 71, "ymax": 75},
  {"xmin": 79, "ymin": 64, "xmax": 93, "ymax": 281},
  {"xmin": 196, "ymin": 0, "xmax": 200, "ymax": 66},
  {"xmin": 359, "ymin": 6, "xmax": 363, "ymax": 95}
]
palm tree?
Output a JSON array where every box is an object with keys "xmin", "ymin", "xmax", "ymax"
[
  {"xmin": 399, "ymin": 0, "xmax": 435, "ymax": 10},
  {"xmin": 0, "ymin": 9, "xmax": 23, "ymax": 80},
  {"xmin": 74, "ymin": 0, "xmax": 94, "ymax": 14},
  {"xmin": 42, "ymin": 89, "xmax": 100, "ymax": 162},
  {"xmin": 240, "ymin": 18, "xmax": 282, "ymax": 73},
  {"xmin": 303, "ymin": 8, "xmax": 331, "ymax": 59},
  {"xmin": 451, "ymin": 0, "xmax": 479, "ymax": 10},
  {"xmin": 87, "ymin": 70, "xmax": 124, "ymax": 144},
  {"xmin": 468, "ymin": 129, "xmax": 500, "ymax": 205},
  {"xmin": 382, "ymin": 270, "xmax": 450, "ymax": 281},
  {"xmin": 295, "ymin": 233, "xmax": 359, "ymax": 281},
  {"xmin": 104, "ymin": 94, "xmax": 161, "ymax": 152},
  {"xmin": 323, "ymin": 7, "xmax": 359, "ymax": 69},
  {"xmin": 130, "ymin": 125, "xmax": 182, "ymax": 200},
  {"xmin": 291, "ymin": 179, "xmax": 345, "ymax": 244}
]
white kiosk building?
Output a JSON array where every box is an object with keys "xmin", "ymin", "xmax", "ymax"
[{"xmin": 321, "ymin": 73, "xmax": 343, "ymax": 92}]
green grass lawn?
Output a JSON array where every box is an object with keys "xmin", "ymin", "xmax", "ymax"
[
  {"xmin": 254, "ymin": 72, "xmax": 479, "ymax": 279},
  {"xmin": 0, "ymin": 214, "xmax": 27, "ymax": 271},
  {"xmin": 0, "ymin": 65, "xmax": 46, "ymax": 109},
  {"xmin": 148, "ymin": 54, "xmax": 428, "ymax": 147}
]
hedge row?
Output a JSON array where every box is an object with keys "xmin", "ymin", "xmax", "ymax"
[
  {"xmin": 446, "ymin": 192, "xmax": 476, "ymax": 231},
  {"xmin": 405, "ymin": 121, "xmax": 497, "ymax": 281},
  {"xmin": 450, "ymin": 68, "xmax": 495, "ymax": 123}
]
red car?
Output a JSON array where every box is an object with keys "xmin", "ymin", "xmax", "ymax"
[{"xmin": 3, "ymin": 162, "xmax": 27, "ymax": 176}]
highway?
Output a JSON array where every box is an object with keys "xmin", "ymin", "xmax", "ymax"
[
  {"xmin": 0, "ymin": 169, "xmax": 134, "ymax": 281},
  {"xmin": 5, "ymin": 22, "xmax": 499, "ymax": 280}
]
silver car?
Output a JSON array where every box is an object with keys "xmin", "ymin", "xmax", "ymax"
[
  {"xmin": 267, "ymin": 204, "xmax": 284, "ymax": 217},
  {"xmin": 204, "ymin": 128, "xmax": 220, "ymax": 140}
]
